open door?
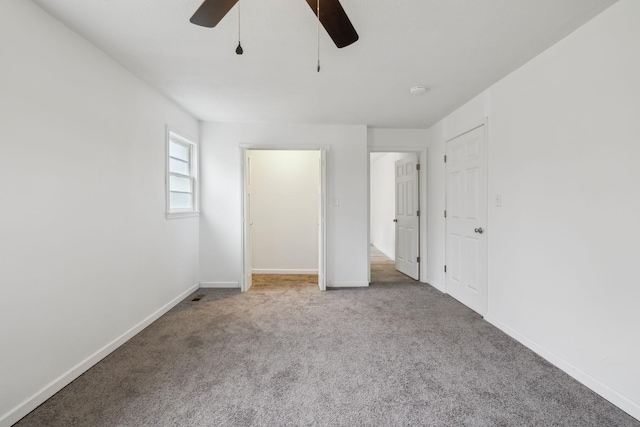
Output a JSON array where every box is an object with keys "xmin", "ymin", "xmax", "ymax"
[
  {"xmin": 318, "ymin": 150, "xmax": 327, "ymax": 291},
  {"xmin": 394, "ymin": 154, "xmax": 420, "ymax": 280}
]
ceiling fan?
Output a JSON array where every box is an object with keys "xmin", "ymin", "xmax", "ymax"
[{"xmin": 189, "ymin": 0, "xmax": 359, "ymax": 49}]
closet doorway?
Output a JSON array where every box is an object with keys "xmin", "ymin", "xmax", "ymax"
[{"xmin": 240, "ymin": 148, "xmax": 327, "ymax": 292}]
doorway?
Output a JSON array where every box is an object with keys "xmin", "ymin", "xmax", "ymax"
[
  {"xmin": 241, "ymin": 148, "xmax": 327, "ymax": 292},
  {"xmin": 369, "ymin": 151, "xmax": 422, "ymax": 283}
]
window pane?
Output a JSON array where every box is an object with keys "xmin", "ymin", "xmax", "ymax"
[
  {"xmin": 170, "ymin": 176, "xmax": 192, "ymax": 193},
  {"xmin": 170, "ymin": 158, "xmax": 189, "ymax": 175},
  {"xmin": 170, "ymin": 141, "xmax": 189, "ymax": 161},
  {"xmin": 170, "ymin": 192, "xmax": 193, "ymax": 209}
]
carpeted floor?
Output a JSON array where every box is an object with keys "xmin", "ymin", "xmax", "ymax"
[{"xmin": 14, "ymin": 280, "xmax": 638, "ymax": 426}]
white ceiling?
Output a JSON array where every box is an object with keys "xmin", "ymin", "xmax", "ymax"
[{"xmin": 31, "ymin": 0, "xmax": 617, "ymax": 128}]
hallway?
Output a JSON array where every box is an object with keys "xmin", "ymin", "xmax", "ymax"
[{"xmin": 370, "ymin": 245, "xmax": 419, "ymax": 284}]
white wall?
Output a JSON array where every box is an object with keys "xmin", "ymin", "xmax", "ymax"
[
  {"xmin": 370, "ymin": 153, "xmax": 405, "ymax": 259},
  {"xmin": 426, "ymin": 0, "xmax": 640, "ymax": 418},
  {"xmin": 199, "ymin": 122, "xmax": 368, "ymax": 287},
  {"xmin": 367, "ymin": 128, "xmax": 428, "ymax": 282},
  {"xmin": 425, "ymin": 121, "xmax": 446, "ymax": 292},
  {"xmin": 0, "ymin": 2, "xmax": 200, "ymax": 425},
  {"xmin": 249, "ymin": 150, "xmax": 319, "ymax": 274}
]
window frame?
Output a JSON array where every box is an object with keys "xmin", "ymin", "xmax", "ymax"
[{"xmin": 166, "ymin": 127, "xmax": 199, "ymax": 219}]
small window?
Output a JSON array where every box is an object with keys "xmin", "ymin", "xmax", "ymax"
[{"xmin": 166, "ymin": 129, "xmax": 198, "ymax": 219}]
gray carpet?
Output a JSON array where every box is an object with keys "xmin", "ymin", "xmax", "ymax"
[{"xmin": 15, "ymin": 283, "xmax": 638, "ymax": 426}]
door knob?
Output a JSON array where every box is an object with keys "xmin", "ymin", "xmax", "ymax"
[
  {"xmin": 474, "ymin": 227, "xmax": 484, "ymax": 234},
  {"xmin": 393, "ymin": 219, "xmax": 398, "ymax": 223}
]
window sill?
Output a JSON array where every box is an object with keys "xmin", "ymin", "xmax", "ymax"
[{"xmin": 166, "ymin": 211, "xmax": 200, "ymax": 220}]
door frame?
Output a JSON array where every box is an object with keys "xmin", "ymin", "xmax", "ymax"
[
  {"xmin": 444, "ymin": 119, "xmax": 489, "ymax": 315},
  {"xmin": 239, "ymin": 145, "xmax": 328, "ymax": 292},
  {"xmin": 367, "ymin": 147, "xmax": 427, "ymax": 284}
]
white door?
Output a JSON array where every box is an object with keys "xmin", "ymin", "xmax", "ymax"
[
  {"xmin": 445, "ymin": 125, "xmax": 487, "ymax": 315},
  {"xmin": 318, "ymin": 151, "xmax": 326, "ymax": 291},
  {"xmin": 394, "ymin": 154, "xmax": 420, "ymax": 280},
  {"xmin": 243, "ymin": 151, "xmax": 253, "ymax": 291}
]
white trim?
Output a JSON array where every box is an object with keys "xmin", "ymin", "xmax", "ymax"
[
  {"xmin": 426, "ymin": 279, "xmax": 445, "ymax": 293},
  {"xmin": 252, "ymin": 269, "xmax": 318, "ymax": 275},
  {"xmin": 374, "ymin": 245, "xmax": 395, "ymax": 261},
  {"xmin": 240, "ymin": 146, "xmax": 328, "ymax": 293},
  {"xmin": 165, "ymin": 125, "xmax": 199, "ymax": 150},
  {"xmin": 369, "ymin": 145, "xmax": 424, "ymax": 153},
  {"xmin": 199, "ymin": 282, "xmax": 240, "ymax": 289},
  {"xmin": 166, "ymin": 211, "xmax": 199, "ymax": 220},
  {"xmin": 485, "ymin": 315, "xmax": 640, "ymax": 421},
  {"xmin": 0, "ymin": 283, "xmax": 199, "ymax": 427},
  {"xmin": 318, "ymin": 149, "xmax": 327, "ymax": 292},
  {"xmin": 239, "ymin": 143, "xmax": 331, "ymax": 151},
  {"xmin": 366, "ymin": 150, "xmax": 371, "ymax": 284},
  {"xmin": 445, "ymin": 118, "xmax": 487, "ymax": 142},
  {"xmin": 328, "ymin": 281, "xmax": 370, "ymax": 288},
  {"xmin": 241, "ymin": 148, "xmax": 249, "ymax": 292},
  {"xmin": 166, "ymin": 126, "xmax": 199, "ymax": 218}
]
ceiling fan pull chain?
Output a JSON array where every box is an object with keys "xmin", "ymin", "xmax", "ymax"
[
  {"xmin": 236, "ymin": 0, "xmax": 243, "ymax": 55},
  {"xmin": 317, "ymin": 0, "xmax": 320, "ymax": 72}
]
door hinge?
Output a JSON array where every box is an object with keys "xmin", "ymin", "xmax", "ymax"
[
  {"xmin": 417, "ymin": 210, "xmax": 420, "ymax": 217},
  {"xmin": 444, "ymin": 155, "xmax": 447, "ymax": 163},
  {"xmin": 417, "ymin": 256, "xmax": 421, "ymax": 263},
  {"xmin": 444, "ymin": 265, "xmax": 447, "ymax": 273},
  {"xmin": 444, "ymin": 210, "xmax": 447, "ymax": 218},
  {"xmin": 416, "ymin": 164, "xmax": 421, "ymax": 170}
]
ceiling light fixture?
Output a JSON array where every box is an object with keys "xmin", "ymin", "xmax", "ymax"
[
  {"xmin": 190, "ymin": 0, "xmax": 359, "ymax": 67},
  {"xmin": 236, "ymin": 0, "xmax": 243, "ymax": 55},
  {"xmin": 410, "ymin": 86, "xmax": 427, "ymax": 95},
  {"xmin": 317, "ymin": 0, "xmax": 321, "ymax": 72}
]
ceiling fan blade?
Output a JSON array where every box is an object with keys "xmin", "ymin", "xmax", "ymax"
[
  {"xmin": 305, "ymin": 0, "xmax": 359, "ymax": 48},
  {"xmin": 190, "ymin": 0, "xmax": 239, "ymax": 28}
]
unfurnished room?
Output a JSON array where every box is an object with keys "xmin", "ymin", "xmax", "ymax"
[{"xmin": 1, "ymin": 0, "xmax": 639, "ymax": 425}]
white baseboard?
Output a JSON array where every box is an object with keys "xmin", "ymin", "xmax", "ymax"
[
  {"xmin": 199, "ymin": 282, "xmax": 240, "ymax": 288},
  {"xmin": 426, "ymin": 278, "xmax": 445, "ymax": 293},
  {"xmin": 251, "ymin": 269, "xmax": 318, "ymax": 275},
  {"xmin": 328, "ymin": 281, "xmax": 369, "ymax": 288},
  {"xmin": 484, "ymin": 315, "xmax": 640, "ymax": 421},
  {"xmin": 0, "ymin": 283, "xmax": 200, "ymax": 427},
  {"xmin": 375, "ymin": 246, "xmax": 395, "ymax": 261}
]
